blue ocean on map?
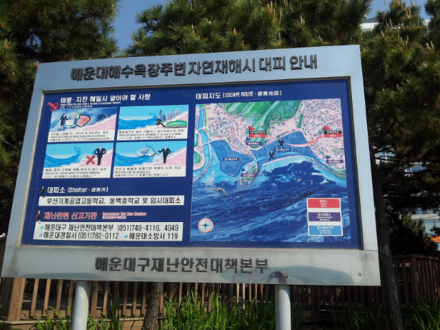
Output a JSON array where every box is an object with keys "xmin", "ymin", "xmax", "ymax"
[
  {"xmin": 192, "ymin": 153, "xmax": 350, "ymax": 243},
  {"xmin": 192, "ymin": 108, "xmax": 350, "ymax": 244},
  {"xmin": 118, "ymin": 113, "xmax": 157, "ymax": 130},
  {"xmin": 49, "ymin": 108, "xmax": 117, "ymax": 131},
  {"xmin": 44, "ymin": 146, "xmax": 83, "ymax": 167}
]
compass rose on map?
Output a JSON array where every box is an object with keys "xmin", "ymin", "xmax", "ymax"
[{"xmin": 198, "ymin": 218, "xmax": 214, "ymax": 233}]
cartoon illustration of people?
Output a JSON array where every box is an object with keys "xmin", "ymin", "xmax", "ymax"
[
  {"xmin": 72, "ymin": 111, "xmax": 81, "ymax": 127},
  {"xmin": 158, "ymin": 146, "xmax": 171, "ymax": 163},
  {"xmin": 39, "ymin": 186, "xmax": 45, "ymax": 198},
  {"xmin": 94, "ymin": 145, "xmax": 107, "ymax": 165},
  {"xmin": 59, "ymin": 113, "xmax": 68, "ymax": 131},
  {"xmin": 278, "ymin": 138, "xmax": 284, "ymax": 148},
  {"xmin": 155, "ymin": 118, "xmax": 165, "ymax": 127},
  {"xmin": 36, "ymin": 210, "xmax": 41, "ymax": 223},
  {"xmin": 269, "ymin": 150, "xmax": 275, "ymax": 160}
]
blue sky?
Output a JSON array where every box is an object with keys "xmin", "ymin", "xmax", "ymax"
[
  {"xmin": 114, "ymin": 0, "xmax": 429, "ymax": 51},
  {"xmin": 119, "ymin": 105, "xmax": 189, "ymax": 119},
  {"xmin": 114, "ymin": 0, "xmax": 168, "ymax": 51}
]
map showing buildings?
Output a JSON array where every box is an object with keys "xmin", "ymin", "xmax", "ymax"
[
  {"xmin": 191, "ymin": 99, "xmax": 350, "ymax": 243},
  {"xmin": 193, "ymin": 99, "xmax": 345, "ymax": 183}
]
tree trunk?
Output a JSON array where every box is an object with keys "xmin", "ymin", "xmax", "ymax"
[
  {"xmin": 143, "ymin": 282, "xmax": 164, "ymax": 330},
  {"xmin": 370, "ymin": 154, "xmax": 404, "ymax": 330}
]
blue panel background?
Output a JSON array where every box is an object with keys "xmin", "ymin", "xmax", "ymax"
[{"xmin": 21, "ymin": 79, "xmax": 361, "ymax": 249}]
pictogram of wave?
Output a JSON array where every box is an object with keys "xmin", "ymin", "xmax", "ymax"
[
  {"xmin": 87, "ymin": 113, "xmax": 114, "ymax": 126},
  {"xmin": 118, "ymin": 116, "xmax": 157, "ymax": 130},
  {"xmin": 114, "ymin": 153, "xmax": 155, "ymax": 166},
  {"xmin": 44, "ymin": 146, "xmax": 83, "ymax": 168}
]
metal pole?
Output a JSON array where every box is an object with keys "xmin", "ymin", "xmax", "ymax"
[
  {"xmin": 275, "ymin": 284, "xmax": 291, "ymax": 330},
  {"xmin": 72, "ymin": 280, "xmax": 90, "ymax": 330}
]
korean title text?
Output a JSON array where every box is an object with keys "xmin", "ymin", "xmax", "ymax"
[{"xmin": 71, "ymin": 55, "xmax": 318, "ymax": 81}]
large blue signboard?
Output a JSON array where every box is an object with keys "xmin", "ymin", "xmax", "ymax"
[
  {"xmin": 23, "ymin": 79, "xmax": 360, "ymax": 249},
  {"xmin": 3, "ymin": 47, "xmax": 380, "ymax": 285}
]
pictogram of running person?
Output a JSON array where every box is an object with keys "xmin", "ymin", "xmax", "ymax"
[
  {"xmin": 94, "ymin": 145, "xmax": 107, "ymax": 165},
  {"xmin": 278, "ymin": 138, "xmax": 284, "ymax": 148},
  {"xmin": 36, "ymin": 210, "xmax": 41, "ymax": 223},
  {"xmin": 158, "ymin": 146, "xmax": 171, "ymax": 163},
  {"xmin": 39, "ymin": 186, "xmax": 46, "ymax": 198},
  {"xmin": 155, "ymin": 118, "xmax": 166, "ymax": 127},
  {"xmin": 269, "ymin": 150, "xmax": 275, "ymax": 160}
]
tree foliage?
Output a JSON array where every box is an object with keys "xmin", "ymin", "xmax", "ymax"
[
  {"xmin": 360, "ymin": 0, "xmax": 440, "ymax": 252},
  {"xmin": 0, "ymin": 0, "xmax": 119, "ymax": 233},
  {"xmin": 388, "ymin": 212, "xmax": 439, "ymax": 256},
  {"xmin": 126, "ymin": 0, "xmax": 370, "ymax": 56}
]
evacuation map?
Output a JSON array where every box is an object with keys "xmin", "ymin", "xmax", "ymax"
[{"xmin": 191, "ymin": 99, "xmax": 350, "ymax": 243}]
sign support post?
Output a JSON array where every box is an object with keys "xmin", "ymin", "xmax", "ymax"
[
  {"xmin": 275, "ymin": 285, "xmax": 291, "ymax": 330},
  {"xmin": 72, "ymin": 280, "xmax": 90, "ymax": 330}
]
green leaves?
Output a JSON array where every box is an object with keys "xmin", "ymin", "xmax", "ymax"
[
  {"xmin": 361, "ymin": 1, "xmax": 440, "ymax": 208},
  {"xmin": 160, "ymin": 290, "xmax": 296, "ymax": 330},
  {"xmin": 125, "ymin": 0, "xmax": 371, "ymax": 56}
]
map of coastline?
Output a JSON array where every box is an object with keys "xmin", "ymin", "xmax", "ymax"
[
  {"xmin": 194, "ymin": 99, "xmax": 345, "ymax": 183},
  {"xmin": 191, "ymin": 99, "xmax": 351, "ymax": 243}
]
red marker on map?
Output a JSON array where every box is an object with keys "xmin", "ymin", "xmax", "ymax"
[
  {"xmin": 324, "ymin": 125, "xmax": 342, "ymax": 138},
  {"xmin": 249, "ymin": 126, "xmax": 266, "ymax": 138}
]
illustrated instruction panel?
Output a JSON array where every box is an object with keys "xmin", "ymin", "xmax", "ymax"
[{"xmin": 23, "ymin": 80, "xmax": 361, "ymax": 249}]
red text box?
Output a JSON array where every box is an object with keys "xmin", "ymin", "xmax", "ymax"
[{"xmin": 308, "ymin": 198, "xmax": 340, "ymax": 209}]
